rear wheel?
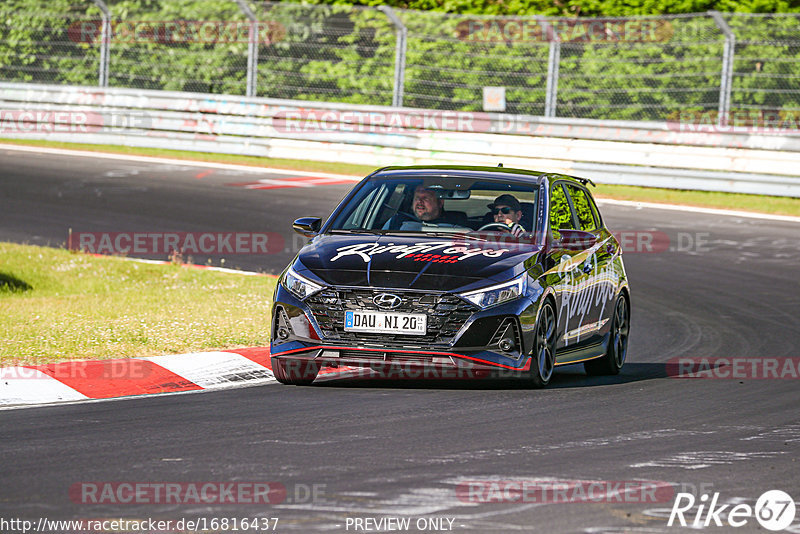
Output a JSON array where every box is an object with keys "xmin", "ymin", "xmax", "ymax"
[
  {"xmin": 271, "ymin": 358, "xmax": 319, "ymax": 386},
  {"xmin": 527, "ymin": 301, "xmax": 556, "ymax": 388},
  {"xmin": 585, "ymin": 294, "xmax": 629, "ymax": 376}
]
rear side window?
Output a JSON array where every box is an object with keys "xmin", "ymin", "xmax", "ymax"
[
  {"xmin": 549, "ymin": 183, "xmax": 576, "ymax": 231},
  {"xmin": 565, "ymin": 185, "xmax": 598, "ymax": 231}
]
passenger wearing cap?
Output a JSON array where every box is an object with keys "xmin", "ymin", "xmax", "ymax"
[
  {"xmin": 487, "ymin": 194, "xmax": 526, "ymax": 236},
  {"xmin": 489, "ymin": 194, "xmax": 523, "ymax": 225}
]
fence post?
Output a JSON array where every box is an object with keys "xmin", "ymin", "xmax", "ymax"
[
  {"xmin": 234, "ymin": 0, "xmax": 259, "ymax": 97},
  {"xmin": 378, "ymin": 6, "xmax": 407, "ymax": 108},
  {"xmin": 710, "ymin": 11, "xmax": 735, "ymax": 127},
  {"xmin": 540, "ymin": 17, "xmax": 560, "ymax": 118},
  {"xmin": 90, "ymin": 0, "xmax": 110, "ymax": 87}
]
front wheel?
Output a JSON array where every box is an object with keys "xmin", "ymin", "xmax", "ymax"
[
  {"xmin": 271, "ymin": 358, "xmax": 319, "ymax": 385},
  {"xmin": 585, "ymin": 294, "xmax": 629, "ymax": 376},
  {"xmin": 526, "ymin": 301, "xmax": 556, "ymax": 388}
]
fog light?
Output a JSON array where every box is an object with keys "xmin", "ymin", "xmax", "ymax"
[
  {"xmin": 278, "ymin": 328, "xmax": 290, "ymax": 340},
  {"xmin": 499, "ymin": 338, "xmax": 514, "ymax": 352}
]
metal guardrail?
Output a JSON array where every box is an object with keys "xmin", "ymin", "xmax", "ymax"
[
  {"xmin": 2, "ymin": 3, "xmax": 800, "ymax": 125},
  {"xmin": 1, "ymin": 82, "xmax": 799, "ymax": 197}
]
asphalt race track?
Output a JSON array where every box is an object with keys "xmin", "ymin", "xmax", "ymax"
[{"xmin": 1, "ymin": 146, "xmax": 799, "ymax": 533}]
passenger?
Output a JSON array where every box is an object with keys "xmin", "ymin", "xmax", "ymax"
[{"xmin": 487, "ymin": 194, "xmax": 525, "ymax": 236}]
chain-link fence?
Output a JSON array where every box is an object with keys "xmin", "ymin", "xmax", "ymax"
[
  {"xmin": 1, "ymin": 0, "xmax": 799, "ymax": 125},
  {"xmin": 728, "ymin": 13, "xmax": 800, "ymax": 119}
]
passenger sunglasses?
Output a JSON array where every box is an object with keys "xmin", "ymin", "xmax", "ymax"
[{"xmin": 492, "ymin": 206, "xmax": 514, "ymax": 215}]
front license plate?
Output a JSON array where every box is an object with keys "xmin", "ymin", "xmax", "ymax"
[{"xmin": 344, "ymin": 310, "xmax": 427, "ymax": 336}]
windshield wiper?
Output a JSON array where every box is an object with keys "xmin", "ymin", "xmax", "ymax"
[
  {"xmin": 374, "ymin": 230, "xmax": 490, "ymax": 241},
  {"xmin": 328, "ymin": 228, "xmax": 385, "ymax": 235}
]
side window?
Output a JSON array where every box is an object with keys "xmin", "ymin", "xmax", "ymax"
[
  {"xmin": 341, "ymin": 183, "xmax": 393, "ymax": 229},
  {"xmin": 586, "ymin": 192, "xmax": 602, "ymax": 228},
  {"xmin": 374, "ymin": 184, "xmax": 408, "ymax": 229},
  {"xmin": 565, "ymin": 185, "xmax": 598, "ymax": 231},
  {"xmin": 549, "ymin": 183, "xmax": 576, "ymax": 231}
]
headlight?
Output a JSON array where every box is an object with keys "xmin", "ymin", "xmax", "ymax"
[
  {"xmin": 460, "ymin": 274, "xmax": 527, "ymax": 309},
  {"xmin": 282, "ymin": 266, "xmax": 323, "ymax": 300}
]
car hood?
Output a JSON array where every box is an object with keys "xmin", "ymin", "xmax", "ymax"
[{"xmin": 294, "ymin": 233, "xmax": 542, "ymax": 292}]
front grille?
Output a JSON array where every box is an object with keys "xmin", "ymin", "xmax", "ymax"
[
  {"xmin": 305, "ymin": 289, "xmax": 476, "ymax": 348},
  {"xmin": 338, "ymin": 350, "xmax": 440, "ymax": 362}
]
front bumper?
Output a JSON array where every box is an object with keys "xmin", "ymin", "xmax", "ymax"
[{"xmin": 270, "ymin": 283, "xmax": 539, "ymax": 374}]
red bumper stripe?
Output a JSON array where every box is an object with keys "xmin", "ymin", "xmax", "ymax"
[{"xmin": 269, "ymin": 345, "xmax": 528, "ymax": 371}]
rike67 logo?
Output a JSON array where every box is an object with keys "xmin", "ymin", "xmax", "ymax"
[{"xmin": 668, "ymin": 490, "xmax": 796, "ymax": 531}]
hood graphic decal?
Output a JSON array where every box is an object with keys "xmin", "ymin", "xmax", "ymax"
[
  {"xmin": 329, "ymin": 241, "xmax": 510, "ymax": 263},
  {"xmin": 409, "ymin": 257, "xmax": 433, "ymax": 287},
  {"xmin": 298, "ymin": 234, "xmax": 541, "ymax": 291},
  {"xmin": 366, "ymin": 243, "xmax": 376, "ymax": 286}
]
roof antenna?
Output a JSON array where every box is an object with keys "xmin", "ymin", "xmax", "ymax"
[{"xmin": 497, "ymin": 163, "xmax": 503, "ymax": 167}]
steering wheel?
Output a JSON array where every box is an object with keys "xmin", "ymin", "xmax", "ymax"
[{"xmin": 477, "ymin": 222, "xmax": 513, "ymax": 232}]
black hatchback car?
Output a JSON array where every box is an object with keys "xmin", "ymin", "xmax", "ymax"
[{"xmin": 270, "ymin": 166, "xmax": 630, "ymax": 387}]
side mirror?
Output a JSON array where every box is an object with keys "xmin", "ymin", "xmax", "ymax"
[
  {"xmin": 293, "ymin": 217, "xmax": 322, "ymax": 237},
  {"xmin": 550, "ymin": 229, "xmax": 597, "ymax": 251}
]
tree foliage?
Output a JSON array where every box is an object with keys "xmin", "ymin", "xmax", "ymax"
[{"xmin": 0, "ymin": 0, "xmax": 798, "ymax": 121}]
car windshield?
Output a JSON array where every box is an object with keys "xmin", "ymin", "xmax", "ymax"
[{"xmin": 327, "ymin": 175, "xmax": 539, "ymax": 237}]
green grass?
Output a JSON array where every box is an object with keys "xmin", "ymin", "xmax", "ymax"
[
  {"xmin": 593, "ymin": 184, "xmax": 800, "ymax": 217},
  {"xmin": 0, "ymin": 243, "xmax": 277, "ymax": 365},
  {"xmin": 2, "ymin": 137, "xmax": 798, "ymax": 217}
]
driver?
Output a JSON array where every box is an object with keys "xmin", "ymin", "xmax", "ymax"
[
  {"xmin": 412, "ymin": 186, "xmax": 444, "ymax": 222},
  {"xmin": 487, "ymin": 194, "xmax": 525, "ymax": 236},
  {"xmin": 383, "ymin": 186, "xmax": 464, "ymax": 230}
]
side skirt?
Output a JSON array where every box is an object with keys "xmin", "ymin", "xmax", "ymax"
[{"xmin": 554, "ymin": 332, "xmax": 609, "ymax": 366}]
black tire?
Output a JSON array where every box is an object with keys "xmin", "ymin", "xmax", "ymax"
[
  {"xmin": 584, "ymin": 294, "xmax": 629, "ymax": 376},
  {"xmin": 527, "ymin": 301, "xmax": 557, "ymax": 388},
  {"xmin": 271, "ymin": 358, "xmax": 319, "ymax": 386}
]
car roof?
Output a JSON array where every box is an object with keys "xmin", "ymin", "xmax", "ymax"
[{"xmin": 371, "ymin": 165, "xmax": 594, "ymax": 188}]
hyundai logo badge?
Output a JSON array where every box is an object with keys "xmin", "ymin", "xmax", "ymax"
[{"xmin": 373, "ymin": 293, "xmax": 403, "ymax": 310}]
